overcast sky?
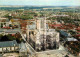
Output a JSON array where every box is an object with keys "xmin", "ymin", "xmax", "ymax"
[{"xmin": 0, "ymin": 0, "xmax": 80, "ymax": 6}]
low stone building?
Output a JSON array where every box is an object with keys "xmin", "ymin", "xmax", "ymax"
[{"xmin": 0, "ymin": 40, "xmax": 19, "ymax": 53}]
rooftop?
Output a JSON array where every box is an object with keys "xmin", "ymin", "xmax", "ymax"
[{"xmin": 0, "ymin": 40, "xmax": 18, "ymax": 47}]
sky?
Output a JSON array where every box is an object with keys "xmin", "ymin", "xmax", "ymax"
[{"xmin": 0, "ymin": 0, "xmax": 80, "ymax": 6}]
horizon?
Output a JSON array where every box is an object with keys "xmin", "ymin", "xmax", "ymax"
[
  {"xmin": 0, "ymin": 0, "xmax": 80, "ymax": 6},
  {"xmin": 0, "ymin": 5, "xmax": 80, "ymax": 7}
]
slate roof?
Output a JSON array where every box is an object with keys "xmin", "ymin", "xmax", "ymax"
[
  {"xmin": 0, "ymin": 40, "xmax": 18, "ymax": 47},
  {"xmin": 60, "ymin": 30, "xmax": 68, "ymax": 37},
  {"xmin": 19, "ymin": 42, "xmax": 27, "ymax": 52}
]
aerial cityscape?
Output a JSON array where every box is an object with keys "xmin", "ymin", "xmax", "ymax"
[{"xmin": 0, "ymin": 0, "xmax": 80, "ymax": 57}]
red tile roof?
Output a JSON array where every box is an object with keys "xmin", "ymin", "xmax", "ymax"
[
  {"xmin": 51, "ymin": 24, "xmax": 62, "ymax": 27},
  {"xmin": 75, "ymin": 34, "xmax": 80, "ymax": 37}
]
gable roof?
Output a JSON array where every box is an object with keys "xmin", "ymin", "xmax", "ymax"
[{"xmin": 60, "ymin": 30, "xmax": 68, "ymax": 37}]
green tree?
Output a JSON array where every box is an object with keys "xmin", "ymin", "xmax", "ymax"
[
  {"xmin": 65, "ymin": 55, "xmax": 69, "ymax": 57},
  {"xmin": 4, "ymin": 14, "xmax": 12, "ymax": 20}
]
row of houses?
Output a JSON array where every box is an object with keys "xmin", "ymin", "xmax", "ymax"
[{"xmin": 0, "ymin": 40, "xmax": 19, "ymax": 53}]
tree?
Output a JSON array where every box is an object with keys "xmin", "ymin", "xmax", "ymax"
[
  {"xmin": 0, "ymin": 34, "xmax": 3, "ymax": 40},
  {"xmin": 65, "ymin": 55, "xmax": 69, "ymax": 57},
  {"xmin": 4, "ymin": 13, "xmax": 12, "ymax": 20},
  {"xmin": 20, "ymin": 15, "xmax": 33, "ymax": 20}
]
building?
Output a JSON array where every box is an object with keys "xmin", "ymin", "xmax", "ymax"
[
  {"xmin": 0, "ymin": 18, "xmax": 8, "ymax": 22},
  {"xmin": 26, "ymin": 18, "xmax": 59, "ymax": 51},
  {"xmin": 66, "ymin": 37, "xmax": 78, "ymax": 41},
  {"xmin": 0, "ymin": 40, "xmax": 19, "ymax": 53}
]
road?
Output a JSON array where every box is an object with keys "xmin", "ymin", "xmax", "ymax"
[{"xmin": 36, "ymin": 44, "xmax": 75, "ymax": 57}]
